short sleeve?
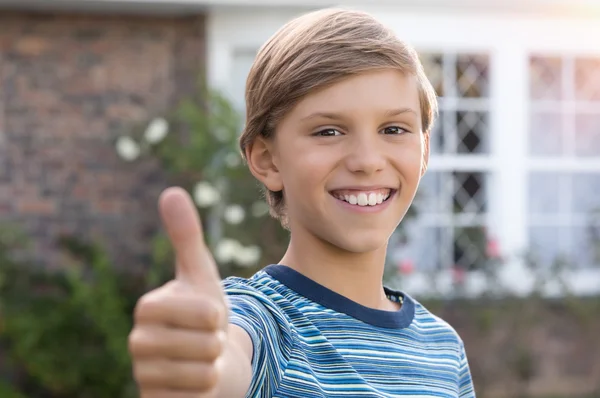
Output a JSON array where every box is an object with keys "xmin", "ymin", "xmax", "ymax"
[
  {"xmin": 223, "ymin": 278, "xmax": 292, "ymax": 398},
  {"xmin": 458, "ymin": 341, "xmax": 476, "ymax": 397}
]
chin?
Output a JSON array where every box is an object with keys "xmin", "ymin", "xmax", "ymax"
[{"xmin": 327, "ymin": 229, "xmax": 391, "ymax": 254}]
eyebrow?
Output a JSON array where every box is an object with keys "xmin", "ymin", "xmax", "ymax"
[{"xmin": 300, "ymin": 108, "xmax": 418, "ymax": 121}]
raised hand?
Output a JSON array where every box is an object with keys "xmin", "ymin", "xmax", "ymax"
[{"xmin": 129, "ymin": 187, "xmax": 229, "ymax": 397}]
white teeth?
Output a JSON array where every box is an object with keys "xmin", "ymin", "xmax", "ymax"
[
  {"xmin": 357, "ymin": 193, "xmax": 368, "ymax": 206},
  {"xmin": 368, "ymin": 193, "xmax": 377, "ymax": 206},
  {"xmin": 334, "ymin": 190, "xmax": 392, "ymax": 206}
]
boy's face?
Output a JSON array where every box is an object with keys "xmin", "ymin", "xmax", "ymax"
[{"xmin": 254, "ymin": 69, "xmax": 427, "ymax": 254}]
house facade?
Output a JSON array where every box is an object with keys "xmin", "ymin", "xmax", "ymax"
[{"xmin": 2, "ymin": 0, "xmax": 598, "ymax": 294}]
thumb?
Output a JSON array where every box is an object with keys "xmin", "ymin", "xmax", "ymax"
[{"xmin": 158, "ymin": 187, "xmax": 224, "ymax": 300}]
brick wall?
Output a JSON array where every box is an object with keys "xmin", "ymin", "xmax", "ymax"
[{"xmin": 0, "ymin": 11, "xmax": 206, "ymax": 269}]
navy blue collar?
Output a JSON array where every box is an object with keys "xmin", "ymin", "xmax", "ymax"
[{"xmin": 263, "ymin": 264, "xmax": 415, "ymax": 329}]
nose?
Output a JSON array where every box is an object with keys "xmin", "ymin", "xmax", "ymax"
[{"xmin": 344, "ymin": 133, "xmax": 386, "ymax": 175}]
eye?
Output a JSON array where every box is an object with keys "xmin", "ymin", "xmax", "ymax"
[
  {"xmin": 314, "ymin": 128, "xmax": 343, "ymax": 137},
  {"xmin": 381, "ymin": 126, "xmax": 409, "ymax": 135}
]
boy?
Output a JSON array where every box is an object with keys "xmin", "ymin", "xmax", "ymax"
[{"xmin": 128, "ymin": 8, "xmax": 475, "ymax": 398}]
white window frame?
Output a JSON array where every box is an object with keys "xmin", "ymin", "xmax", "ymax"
[{"xmin": 206, "ymin": 5, "xmax": 600, "ymax": 296}]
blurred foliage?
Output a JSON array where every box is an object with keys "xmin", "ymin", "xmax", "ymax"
[
  {"xmin": 0, "ymin": 85, "xmax": 286, "ymax": 397},
  {"xmin": 0, "ymin": 227, "xmax": 172, "ymax": 397},
  {"xmin": 116, "ymin": 83, "xmax": 289, "ymax": 278}
]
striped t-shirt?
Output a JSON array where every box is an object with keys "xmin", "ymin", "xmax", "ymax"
[{"xmin": 223, "ymin": 264, "xmax": 475, "ymax": 397}]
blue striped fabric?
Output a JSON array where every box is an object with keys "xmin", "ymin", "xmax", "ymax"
[{"xmin": 223, "ymin": 264, "xmax": 475, "ymax": 397}]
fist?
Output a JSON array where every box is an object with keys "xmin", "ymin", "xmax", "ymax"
[{"xmin": 129, "ymin": 187, "xmax": 228, "ymax": 397}]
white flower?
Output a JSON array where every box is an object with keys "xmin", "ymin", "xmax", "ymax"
[
  {"xmin": 115, "ymin": 136, "xmax": 140, "ymax": 161},
  {"xmin": 224, "ymin": 152, "xmax": 241, "ymax": 168},
  {"xmin": 193, "ymin": 181, "xmax": 220, "ymax": 208},
  {"xmin": 251, "ymin": 201, "xmax": 270, "ymax": 217},
  {"xmin": 224, "ymin": 204, "xmax": 245, "ymax": 225},
  {"xmin": 234, "ymin": 245, "xmax": 261, "ymax": 267},
  {"xmin": 143, "ymin": 117, "xmax": 169, "ymax": 144},
  {"xmin": 214, "ymin": 238, "xmax": 242, "ymax": 263}
]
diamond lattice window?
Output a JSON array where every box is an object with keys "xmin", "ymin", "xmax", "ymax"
[
  {"xmin": 405, "ymin": 171, "xmax": 489, "ymax": 271},
  {"xmin": 423, "ymin": 53, "xmax": 490, "ymax": 155},
  {"xmin": 389, "ymin": 52, "xmax": 491, "ymax": 273}
]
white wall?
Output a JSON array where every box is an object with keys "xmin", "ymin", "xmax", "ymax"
[{"xmin": 206, "ymin": 7, "xmax": 318, "ymax": 106}]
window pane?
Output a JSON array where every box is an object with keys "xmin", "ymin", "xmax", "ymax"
[
  {"xmin": 403, "ymin": 171, "xmax": 490, "ymax": 272},
  {"xmin": 453, "ymin": 226, "xmax": 488, "ymax": 270},
  {"xmin": 575, "ymin": 57, "xmax": 600, "ymax": 102},
  {"xmin": 529, "ymin": 226, "xmax": 564, "ymax": 267},
  {"xmin": 529, "ymin": 56, "xmax": 563, "ymax": 100},
  {"xmin": 571, "ymin": 226, "xmax": 600, "ymax": 268},
  {"xmin": 393, "ymin": 225, "xmax": 490, "ymax": 272},
  {"xmin": 529, "ymin": 111, "xmax": 563, "ymax": 156},
  {"xmin": 456, "ymin": 54, "xmax": 489, "ymax": 98},
  {"xmin": 415, "ymin": 171, "xmax": 487, "ymax": 215},
  {"xmin": 415, "ymin": 171, "xmax": 450, "ymax": 214},
  {"xmin": 453, "ymin": 171, "xmax": 486, "ymax": 214},
  {"xmin": 430, "ymin": 109, "xmax": 444, "ymax": 154},
  {"xmin": 529, "ymin": 226, "xmax": 600, "ymax": 269},
  {"xmin": 572, "ymin": 173, "xmax": 600, "ymax": 215},
  {"xmin": 574, "ymin": 112, "xmax": 600, "ymax": 157},
  {"xmin": 456, "ymin": 111, "xmax": 488, "ymax": 154},
  {"xmin": 416, "ymin": 171, "xmax": 488, "ymax": 215},
  {"xmin": 529, "ymin": 172, "xmax": 561, "ymax": 215},
  {"xmin": 403, "ymin": 226, "xmax": 450, "ymax": 271},
  {"xmin": 528, "ymin": 171, "xmax": 600, "ymax": 269}
]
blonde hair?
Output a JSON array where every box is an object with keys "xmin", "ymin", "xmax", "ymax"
[{"xmin": 240, "ymin": 8, "xmax": 437, "ymax": 225}]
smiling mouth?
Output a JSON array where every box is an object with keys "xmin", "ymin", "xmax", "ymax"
[{"xmin": 330, "ymin": 188, "xmax": 396, "ymax": 207}]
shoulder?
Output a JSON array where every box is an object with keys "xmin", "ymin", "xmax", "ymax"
[
  {"xmin": 222, "ymin": 270, "xmax": 286, "ymax": 307},
  {"xmin": 222, "ymin": 270, "xmax": 292, "ymax": 334},
  {"xmin": 222, "ymin": 271, "xmax": 295, "ymax": 395},
  {"xmin": 408, "ymin": 295, "xmax": 466, "ymax": 349}
]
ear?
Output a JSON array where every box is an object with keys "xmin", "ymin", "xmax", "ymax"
[
  {"xmin": 420, "ymin": 130, "xmax": 430, "ymax": 176},
  {"xmin": 246, "ymin": 136, "xmax": 284, "ymax": 192}
]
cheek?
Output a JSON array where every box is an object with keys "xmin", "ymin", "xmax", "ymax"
[
  {"xmin": 279, "ymin": 145, "xmax": 333, "ymax": 190},
  {"xmin": 392, "ymin": 144, "xmax": 424, "ymax": 181}
]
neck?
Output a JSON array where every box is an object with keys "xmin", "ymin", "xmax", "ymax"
[{"xmin": 279, "ymin": 230, "xmax": 394, "ymax": 311}]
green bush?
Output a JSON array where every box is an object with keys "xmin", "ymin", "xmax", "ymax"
[{"xmin": 0, "ymin": 228, "xmax": 171, "ymax": 397}]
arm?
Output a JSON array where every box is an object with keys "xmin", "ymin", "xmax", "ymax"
[
  {"xmin": 458, "ymin": 342, "xmax": 476, "ymax": 398},
  {"xmin": 223, "ymin": 282, "xmax": 291, "ymax": 397}
]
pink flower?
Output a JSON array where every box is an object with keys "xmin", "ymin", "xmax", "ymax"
[
  {"xmin": 486, "ymin": 238, "xmax": 501, "ymax": 259},
  {"xmin": 452, "ymin": 265, "xmax": 466, "ymax": 284},
  {"xmin": 397, "ymin": 259, "xmax": 414, "ymax": 275}
]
